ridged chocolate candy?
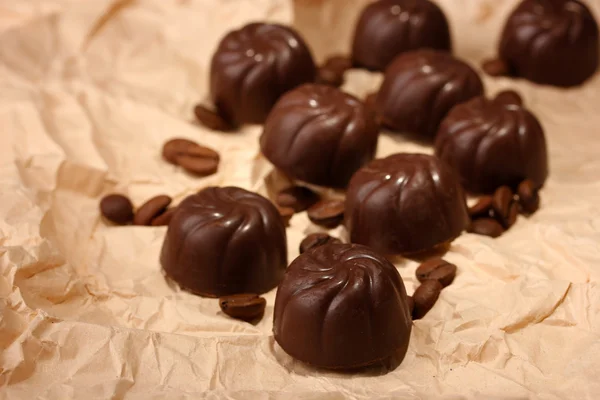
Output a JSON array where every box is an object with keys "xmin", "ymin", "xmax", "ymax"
[
  {"xmin": 435, "ymin": 94, "xmax": 548, "ymax": 193},
  {"xmin": 376, "ymin": 50, "xmax": 483, "ymax": 139},
  {"xmin": 274, "ymin": 243, "xmax": 412, "ymax": 369},
  {"xmin": 210, "ymin": 23, "xmax": 316, "ymax": 125},
  {"xmin": 352, "ymin": 0, "xmax": 451, "ymax": 71},
  {"xmin": 345, "ymin": 153, "xmax": 469, "ymax": 255},
  {"xmin": 260, "ymin": 84, "xmax": 379, "ymax": 188},
  {"xmin": 160, "ymin": 187, "xmax": 287, "ymax": 297}
]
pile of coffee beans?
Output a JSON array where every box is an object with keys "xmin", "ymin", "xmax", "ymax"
[
  {"xmin": 162, "ymin": 138, "xmax": 220, "ymax": 177},
  {"xmin": 100, "ymin": 193, "xmax": 177, "ymax": 227},
  {"xmin": 411, "ymin": 257, "xmax": 458, "ymax": 320},
  {"xmin": 467, "ymin": 179, "xmax": 541, "ymax": 238}
]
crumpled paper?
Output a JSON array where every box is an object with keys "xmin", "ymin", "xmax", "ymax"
[{"xmin": 1, "ymin": 0, "xmax": 600, "ymax": 398}]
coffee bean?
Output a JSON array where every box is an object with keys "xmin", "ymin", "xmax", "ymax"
[
  {"xmin": 100, "ymin": 194, "xmax": 134, "ymax": 225},
  {"xmin": 322, "ymin": 55, "xmax": 353, "ymax": 73},
  {"xmin": 416, "ymin": 258, "xmax": 457, "ymax": 287},
  {"xmin": 162, "ymin": 138, "xmax": 220, "ymax": 177},
  {"xmin": 151, "ymin": 207, "xmax": 177, "ymax": 226},
  {"xmin": 276, "ymin": 186, "xmax": 320, "ymax": 213},
  {"xmin": 134, "ymin": 195, "xmax": 172, "ymax": 226},
  {"xmin": 506, "ymin": 201, "xmax": 519, "ymax": 229},
  {"xmin": 299, "ymin": 233, "xmax": 341, "ymax": 254},
  {"xmin": 278, "ymin": 206, "xmax": 295, "ymax": 227},
  {"xmin": 219, "ymin": 293, "xmax": 266, "ymax": 322},
  {"xmin": 193, "ymin": 104, "xmax": 234, "ymax": 131},
  {"xmin": 407, "ymin": 296, "xmax": 414, "ymax": 316},
  {"xmin": 468, "ymin": 196, "xmax": 493, "ymax": 219},
  {"xmin": 316, "ymin": 67, "xmax": 344, "ymax": 87},
  {"xmin": 517, "ymin": 179, "xmax": 540, "ymax": 214},
  {"xmin": 482, "ymin": 58, "xmax": 510, "ymax": 77},
  {"xmin": 494, "ymin": 90, "xmax": 523, "ymax": 107},
  {"xmin": 364, "ymin": 92, "xmax": 377, "ymax": 111},
  {"xmin": 467, "ymin": 218, "xmax": 505, "ymax": 238},
  {"xmin": 412, "ymin": 280, "xmax": 443, "ymax": 320},
  {"xmin": 307, "ymin": 199, "xmax": 345, "ymax": 229},
  {"xmin": 492, "ymin": 185, "xmax": 514, "ymax": 227}
]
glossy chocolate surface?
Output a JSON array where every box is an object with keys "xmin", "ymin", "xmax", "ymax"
[
  {"xmin": 260, "ymin": 84, "xmax": 379, "ymax": 188},
  {"xmin": 499, "ymin": 0, "xmax": 599, "ymax": 87},
  {"xmin": 435, "ymin": 95, "xmax": 549, "ymax": 193},
  {"xmin": 273, "ymin": 243, "xmax": 411, "ymax": 369},
  {"xmin": 210, "ymin": 23, "xmax": 316, "ymax": 125},
  {"xmin": 345, "ymin": 153, "xmax": 469, "ymax": 255},
  {"xmin": 160, "ymin": 187, "xmax": 287, "ymax": 297},
  {"xmin": 376, "ymin": 50, "xmax": 483, "ymax": 139},
  {"xmin": 352, "ymin": 0, "xmax": 451, "ymax": 71}
]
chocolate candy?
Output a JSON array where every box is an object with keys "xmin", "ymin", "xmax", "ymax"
[
  {"xmin": 496, "ymin": 0, "xmax": 599, "ymax": 87},
  {"xmin": 352, "ymin": 0, "xmax": 451, "ymax": 71},
  {"xmin": 273, "ymin": 243, "xmax": 411, "ymax": 369},
  {"xmin": 435, "ymin": 94, "xmax": 548, "ymax": 194},
  {"xmin": 210, "ymin": 23, "xmax": 316, "ymax": 125},
  {"xmin": 160, "ymin": 187, "xmax": 287, "ymax": 297},
  {"xmin": 376, "ymin": 50, "xmax": 483, "ymax": 139},
  {"xmin": 345, "ymin": 153, "xmax": 469, "ymax": 255},
  {"xmin": 261, "ymin": 84, "xmax": 379, "ymax": 188}
]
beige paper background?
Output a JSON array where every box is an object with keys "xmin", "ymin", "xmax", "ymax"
[{"xmin": 1, "ymin": 0, "xmax": 600, "ymax": 398}]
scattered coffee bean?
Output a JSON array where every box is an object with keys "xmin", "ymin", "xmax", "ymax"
[
  {"xmin": 219, "ymin": 293, "xmax": 266, "ymax": 322},
  {"xmin": 364, "ymin": 92, "xmax": 377, "ymax": 111},
  {"xmin": 278, "ymin": 206, "xmax": 295, "ymax": 227},
  {"xmin": 134, "ymin": 195, "xmax": 172, "ymax": 226},
  {"xmin": 416, "ymin": 258, "xmax": 457, "ymax": 287},
  {"xmin": 193, "ymin": 104, "xmax": 234, "ymax": 131},
  {"xmin": 517, "ymin": 179, "xmax": 540, "ymax": 214},
  {"xmin": 151, "ymin": 207, "xmax": 177, "ymax": 226},
  {"xmin": 307, "ymin": 199, "xmax": 345, "ymax": 229},
  {"xmin": 482, "ymin": 58, "xmax": 510, "ymax": 77},
  {"xmin": 468, "ymin": 218, "xmax": 505, "ymax": 238},
  {"xmin": 162, "ymin": 138, "xmax": 220, "ymax": 177},
  {"xmin": 412, "ymin": 280, "xmax": 443, "ymax": 320},
  {"xmin": 494, "ymin": 90, "xmax": 523, "ymax": 107},
  {"xmin": 316, "ymin": 67, "xmax": 344, "ymax": 87},
  {"xmin": 276, "ymin": 186, "xmax": 320, "ymax": 213},
  {"xmin": 492, "ymin": 185, "xmax": 514, "ymax": 227},
  {"xmin": 506, "ymin": 201, "xmax": 519, "ymax": 228},
  {"xmin": 299, "ymin": 233, "xmax": 341, "ymax": 254},
  {"xmin": 407, "ymin": 296, "xmax": 414, "ymax": 316},
  {"xmin": 322, "ymin": 55, "xmax": 353, "ymax": 73},
  {"xmin": 468, "ymin": 196, "xmax": 493, "ymax": 219},
  {"xmin": 100, "ymin": 194, "xmax": 134, "ymax": 225}
]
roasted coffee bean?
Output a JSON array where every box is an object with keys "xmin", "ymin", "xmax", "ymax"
[
  {"xmin": 307, "ymin": 199, "xmax": 345, "ymax": 229},
  {"xmin": 517, "ymin": 179, "xmax": 540, "ymax": 214},
  {"xmin": 416, "ymin": 258, "xmax": 457, "ymax": 287},
  {"xmin": 193, "ymin": 104, "xmax": 234, "ymax": 131},
  {"xmin": 407, "ymin": 296, "xmax": 414, "ymax": 316},
  {"xmin": 482, "ymin": 58, "xmax": 510, "ymax": 77},
  {"xmin": 468, "ymin": 196, "xmax": 493, "ymax": 219},
  {"xmin": 299, "ymin": 233, "xmax": 341, "ymax": 254},
  {"xmin": 316, "ymin": 67, "xmax": 344, "ymax": 87},
  {"xmin": 219, "ymin": 293, "xmax": 266, "ymax": 322},
  {"xmin": 134, "ymin": 195, "xmax": 172, "ymax": 226},
  {"xmin": 412, "ymin": 280, "xmax": 443, "ymax": 320},
  {"xmin": 492, "ymin": 186, "xmax": 514, "ymax": 227},
  {"xmin": 276, "ymin": 186, "xmax": 320, "ymax": 213},
  {"xmin": 162, "ymin": 138, "xmax": 220, "ymax": 176},
  {"xmin": 467, "ymin": 218, "xmax": 505, "ymax": 238},
  {"xmin": 494, "ymin": 90, "xmax": 523, "ymax": 107},
  {"xmin": 364, "ymin": 92, "xmax": 377, "ymax": 111},
  {"xmin": 278, "ymin": 206, "xmax": 295, "ymax": 227},
  {"xmin": 506, "ymin": 202, "xmax": 519, "ymax": 229},
  {"xmin": 322, "ymin": 55, "xmax": 353, "ymax": 73},
  {"xmin": 151, "ymin": 207, "xmax": 177, "ymax": 226},
  {"xmin": 100, "ymin": 194, "xmax": 134, "ymax": 225}
]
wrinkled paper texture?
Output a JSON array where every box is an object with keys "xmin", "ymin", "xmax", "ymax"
[{"xmin": 1, "ymin": 0, "xmax": 600, "ymax": 398}]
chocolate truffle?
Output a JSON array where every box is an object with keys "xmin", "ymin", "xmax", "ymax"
[
  {"xmin": 273, "ymin": 243, "xmax": 412, "ymax": 369},
  {"xmin": 345, "ymin": 153, "xmax": 469, "ymax": 255},
  {"xmin": 352, "ymin": 0, "xmax": 452, "ymax": 71},
  {"xmin": 434, "ymin": 94, "xmax": 549, "ymax": 194},
  {"xmin": 260, "ymin": 84, "xmax": 379, "ymax": 188},
  {"xmin": 376, "ymin": 50, "xmax": 484, "ymax": 139},
  {"xmin": 497, "ymin": 0, "xmax": 599, "ymax": 87},
  {"xmin": 160, "ymin": 187, "xmax": 287, "ymax": 297},
  {"xmin": 210, "ymin": 23, "xmax": 316, "ymax": 125}
]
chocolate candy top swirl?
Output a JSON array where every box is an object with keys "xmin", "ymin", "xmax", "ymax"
[
  {"xmin": 210, "ymin": 23, "xmax": 316, "ymax": 125},
  {"xmin": 160, "ymin": 186, "xmax": 287, "ymax": 297},
  {"xmin": 273, "ymin": 243, "xmax": 412, "ymax": 369},
  {"xmin": 498, "ymin": 0, "xmax": 599, "ymax": 87},
  {"xmin": 352, "ymin": 0, "xmax": 452, "ymax": 71},
  {"xmin": 261, "ymin": 84, "xmax": 379, "ymax": 188}
]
